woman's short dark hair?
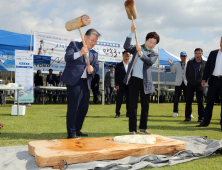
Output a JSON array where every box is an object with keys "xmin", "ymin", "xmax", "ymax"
[{"xmin": 145, "ymin": 32, "xmax": 160, "ymax": 44}]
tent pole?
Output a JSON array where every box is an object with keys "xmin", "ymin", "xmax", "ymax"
[
  {"xmin": 6, "ymin": 70, "xmax": 8, "ymax": 84},
  {"xmin": 10, "ymin": 71, "xmax": 12, "ymax": 83},
  {"xmin": 164, "ymin": 70, "xmax": 166, "ymax": 89},
  {"xmin": 158, "ymin": 47, "xmax": 160, "ymax": 104},
  {"xmin": 30, "ymin": 30, "xmax": 32, "ymax": 51},
  {"xmin": 102, "ymin": 61, "xmax": 105, "ymax": 105}
]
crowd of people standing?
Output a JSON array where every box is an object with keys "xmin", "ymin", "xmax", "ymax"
[{"xmin": 31, "ymin": 25, "xmax": 222, "ymax": 138}]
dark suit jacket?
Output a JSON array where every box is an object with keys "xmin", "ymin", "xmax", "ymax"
[
  {"xmin": 123, "ymin": 37, "xmax": 158, "ymax": 94},
  {"xmin": 202, "ymin": 49, "xmax": 220, "ymax": 85},
  {"xmin": 91, "ymin": 74, "xmax": 100, "ymax": 88},
  {"xmin": 115, "ymin": 61, "xmax": 128, "ymax": 89},
  {"xmin": 46, "ymin": 74, "xmax": 57, "ymax": 86},
  {"xmin": 186, "ymin": 59, "xmax": 206, "ymax": 86},
  {"xmin": 60, "ymin": 41, "xmax": 99, "ymax": 90},
  {"xmin": 34, "ymin": 74, "xmax": 43, "ymax": 86},
  {"xmin": 56, "ymin": 76, "xmax": 64, "ymax": 86}
]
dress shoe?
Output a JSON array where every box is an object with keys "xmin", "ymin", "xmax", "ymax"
[
  {"xmin": 195, "ymin": 122, "xmax": 208, "ymax": 127},
  {"xmin": 130, "ymin": 131, "xmax": 136, "ymax": 135},
  {"xmin": 184, "ymin": 118, "xmax": 191, "ymax": 122},
  {"xmin": 76, "ymin": 131, "xmax": 88, "ymax": 137},
  {"xmin": 67, "ymin": 135, "xmax": 78, "ymax": 139},
  {"xmin": 114, "ymin": 115, "xmax": 119, "ymax": 118},
  {"xmin": 140, "ymin": 129, "xmax": 152, "ymax": 135}
]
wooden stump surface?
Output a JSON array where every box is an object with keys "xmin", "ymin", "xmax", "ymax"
[{"xmin": 28, "ymin": 135, "xmax": 186, "ymax": 167}]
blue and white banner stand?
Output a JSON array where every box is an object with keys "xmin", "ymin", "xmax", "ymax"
[{"xmin": 15, "ymin": 50, "xmax": 34, "ymax": 103}]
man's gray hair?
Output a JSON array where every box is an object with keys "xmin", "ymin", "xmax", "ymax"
[{"xmin": 85, "ymin": 28, "xmax": 101, "ymax": 38}]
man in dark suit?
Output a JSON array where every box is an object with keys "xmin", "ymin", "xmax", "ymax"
[
  {"xmin": 104, "ymin": 65, "xmax": 115, "ymax": 105},
  {"xmin": 185, "ymin": 48, "xmax": 206, "ymax": 122},
  {"xmin": 91, "ymin": 71, "xmax": 100, "ymax": 104},
  {"xmin": 46, "ymin": 69, "xmax": 56, "ymax": 86},
  {"xmin": 196, "ymin": 37, "xmax": 222, "ymax": 130},
  {"xmin": 34, "ymin": 70, "xmax": 43, "ymax": 102},
  {"xmin": 34, "ymin": 70, "xmax": 43, "ymax": 86},
  {"xmin": 56, "ymin": 71, "xmax": 63, "ymax": 86},
  {"xmin": 60, "ymin": 29, "xmax": 100, "ymax": 138},
  {"xmin": 123, "ymin": 24, "xmax": 159, "ymax": 135},
  {"xmin": 114, "ymin": 51, "xmax": 130, "ymax": 118},
  {"xmin": 46, "ymin": 69, "xmax": 57, "ymax": 102}
]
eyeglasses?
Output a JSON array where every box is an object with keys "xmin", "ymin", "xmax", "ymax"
[
  {"xmin": 147, "ymin": 40, "xmax": 156, "ymax": 46},
  {"xmin": 88, "ymin": 37, "xmax": 97, "ymax": 44},
  {"xmin": 180, "ymin": 55, "xmax": 187, "ymax": 57}
]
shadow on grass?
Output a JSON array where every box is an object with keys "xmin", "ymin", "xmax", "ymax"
[
  {"xmin": 1, "ymin": 125, "xmax": 221, "ymax": 141},
  {"xmin": 86, "ymin": 115, "xmax": 116, "ymax": 118},
  {"xmin": 0, "ymin": 114, "xmax": 12, "ymax": 116}
]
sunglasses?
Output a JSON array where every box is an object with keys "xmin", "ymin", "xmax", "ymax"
[{"xmin": 180, "ymin": 55, "xmax": 187, "ymax": 57}]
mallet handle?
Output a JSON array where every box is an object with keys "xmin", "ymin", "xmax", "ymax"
[
  {"xmin": 132, "ymin": 16, "xmax": 140, "ymax": 56},
  {"xmin": 78, "ymin": 28, "xmax": 90, "ymax": 66}
]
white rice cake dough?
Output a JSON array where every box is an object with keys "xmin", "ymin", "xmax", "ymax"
[{"xmin": 113, "ymin": 135, "xmax": 156, "ymax": 145}]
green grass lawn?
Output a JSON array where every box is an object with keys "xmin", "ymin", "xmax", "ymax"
[{"xmin": 0, "ymin": 99, "xmax": 222, "ymax": 169}]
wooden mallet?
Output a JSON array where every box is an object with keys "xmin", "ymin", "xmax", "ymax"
[
  {"xmin": 65, "ymin": 14, "xmax": 91, "ymax": 66},
  {"xmin": 124, "ymin": 0, "xmax": 140, "ymax": 56}
]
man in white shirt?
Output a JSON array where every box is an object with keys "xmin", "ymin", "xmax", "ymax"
[
  {"xmin": 114, "ymin": 51, "xmax": 130, "ymax": 118},
  {"xmin": 197, "ymin": 37, "xmax": 222, "ymax": 130},
  {"xmin": 168, "ymin": 51, "xmax": 193, "ymax": 118}
]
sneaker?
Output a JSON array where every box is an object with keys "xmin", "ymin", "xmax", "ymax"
[
  {"xmin": 130, "ymin": 131, "xmax": 136, "ymax": 135},
  {"xmin": 172, "ymin": 113, "xmax": 178, "ymax": 117},
  {"xmin": 140, "ymin": 129, "xmax": 152, "ymax": 135},
  {"xmin": 190, "ymin": 114, "xmax": 194, "ymax": 118}
]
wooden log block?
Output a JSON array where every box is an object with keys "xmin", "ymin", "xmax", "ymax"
[
  {"xmin": 65, "ymin": 15, "xmax": 91, "ymax": 31},
  {"xmin": 28, "ymin": 135, "xmax": 186, "ymax": 167},
  {"xmin": 125, "ymin": 0, "xmax": 138, "ymax": 20}
]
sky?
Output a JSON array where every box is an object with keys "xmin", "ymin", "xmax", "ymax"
[{"xmin": 0, "ymin": 0, "xmax": 222, "ymax": 59}]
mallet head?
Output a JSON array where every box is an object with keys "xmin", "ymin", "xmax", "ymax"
[{"xmin": 65, "ymin": 14, "xmax": 91, "ymax": 31}]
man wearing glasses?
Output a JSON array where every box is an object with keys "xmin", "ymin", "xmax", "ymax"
[
  {"xmin": 61, "ymin": 29, "xmax": 100, "ymax": 139},
  {"xmin": 168, "ymin": 51, "xmax": 193, "ymax": 118},
  {"xmin": 184, "ymin": 48, "xmax": 206, "ymax": 122}
]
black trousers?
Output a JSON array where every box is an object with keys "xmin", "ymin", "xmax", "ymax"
[
  {"xmin": 115, "ymin": 87, "xmax": 129, "ymax": 116},
  {"xmin": 173, "ymin": 82, "xmax": 187, "ymax": 113},
  {"xmin": 185, "ymin": 83, "xmax": 204, "ymax": 120},
  {"xmin": 66, "ymin": 79, "xmax": 90, "ymax": 137},
  {"xmin": 203, "ymin": 76, "xmax": 222, "ymax": 125},
  {"xmin": 92, "ymin": 86, "xmax": 100, "ymax": 104},
  {"xmin": 129, "ymin": 77, "xmax": 150, "ymax": 132}
]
